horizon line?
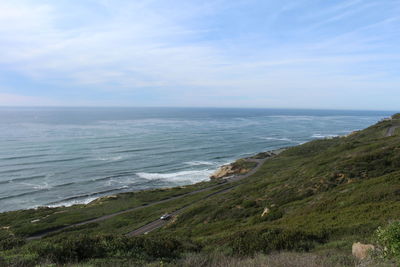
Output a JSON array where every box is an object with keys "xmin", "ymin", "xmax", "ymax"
[{"xmin": 0, "ymin": 105, "xmax": 397, "ymax": 113}]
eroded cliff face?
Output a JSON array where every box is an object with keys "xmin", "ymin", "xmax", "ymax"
[
  {"xmin": 210, "ymin": 151, "xmax": 277, "ymax": 179},
  {"xmin": 210, "ymin": 164, "xmax": 247, "ymax": 179}
]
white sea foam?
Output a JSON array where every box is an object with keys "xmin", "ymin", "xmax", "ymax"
[
  {"xmin": 136, "ymin": 169, "xmax": 214, "ymax": 183},
  {"xmin": 262, "ymin": 137, "xmax": 293, "ymax": 142},
  {"xmin": 19, "ymin": 182, "xmax": 53, "ymax": 190},
  {"xmin": 311, "ymin": 134, "xmax": 338, "ymax": 139},
  {"xmin": 96, "ymin": 156, "xmax": 123, "ymax": 161},
  {"xmin": 33, "ymin": 183, "xmax": 52, "ymax": 190},
  {"xmin": 184, "ymin": 161, "xmax": 216, "ymax": 166},
  {"xmin": 47, "ymin": 197, "xmax": 98, "ymax": 208}
]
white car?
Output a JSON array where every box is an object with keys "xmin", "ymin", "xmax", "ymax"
[{"xmin": 160, "ymin": 214, "xmax": 171, "ymax": 220}]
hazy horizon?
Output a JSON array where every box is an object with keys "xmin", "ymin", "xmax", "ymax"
[{"xmin": 0, "ymin": 106, "xmax": 397, "ymax": 113}]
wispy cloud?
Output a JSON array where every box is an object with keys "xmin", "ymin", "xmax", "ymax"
[{"xmin": 0, "ymin": 0, "xmax": 399, "ymax": 109}]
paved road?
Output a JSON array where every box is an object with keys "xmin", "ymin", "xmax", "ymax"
[
  {"xmin": 27, "ymin": 183, "xmax": 226, "ymax": 240},
  {"xmin": 126, "ymin": 157, "xmax": 270, "ymax": 237},
  {"xmin": 27, "ymin": 155, "xmax": 273, "ymax": 240},
  {"xmin": 126, "ymin": 186, "xmax": 235, "ymax": 236}
]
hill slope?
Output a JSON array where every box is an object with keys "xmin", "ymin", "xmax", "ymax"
[
  {"xmin": 1, "ymin": 115, "xmax": 400, "ymax": 266},
  {"xmin": 162, "ymin": 114, "xmax": 400, "ymax": 249}
]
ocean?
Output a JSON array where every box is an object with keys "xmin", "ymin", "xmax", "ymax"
[{"xmin": 0, "ymin": 107, "xmax": 393, "ymax": 212}]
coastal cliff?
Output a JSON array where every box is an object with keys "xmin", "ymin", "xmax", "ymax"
[
  {"xmin": 210, "ymin": 151, "xmax": 277, "ymax": 179},
  {"xmin": 210, "ymin": 159, "xmax": 257, "ymax": 179}
]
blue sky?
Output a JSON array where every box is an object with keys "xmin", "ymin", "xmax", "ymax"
[{"xmin": 0, "ymin": 0, "xmax": 399, "ymax": 110}]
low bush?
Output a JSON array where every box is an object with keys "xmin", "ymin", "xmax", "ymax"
[
  {"xmin": 375, "ymin": 221, "xmax": 400, "ymax": 261},
  {"xmin": 0, "ymin": 230, "xmax": 25, "ymax": 250},
  {"xmin": 228, "ymin": 228, "xmax": 329, "ymax": 256},
  {"xmin": 25, "ymin": 234, "xmax": 200, "ymax": 264}
]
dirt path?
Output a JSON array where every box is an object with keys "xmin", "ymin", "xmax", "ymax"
[{"xmin": 27, "ymin": 155, "xmax": 272, "ymax": 240}]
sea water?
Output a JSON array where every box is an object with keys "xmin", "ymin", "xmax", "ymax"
[{"xmin": 0, "ymin": 107, "xmax": 393, "ymax": 212}]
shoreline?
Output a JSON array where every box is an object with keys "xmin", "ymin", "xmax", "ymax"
[
  {"xmin": 209, "ymin": 148, "xmax": 286, "ymax": 180},
  {"xmin": 25, "ymin": 148, "xmax": 280, "ymax": 240},
  {"xmin": 64, "ymin": 148, "xmax": 287, "ymax": 208},
  {"xmin": 0, "ymin": 110, "xmax": 385, "ymax": 214},
  {"xmin": 1, "ymin": 148, "xmax": 287, "ymax": 215}
]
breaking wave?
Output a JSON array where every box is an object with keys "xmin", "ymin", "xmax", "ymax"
[
  {"xmin": 184, "ymin": 161, "xmax": 216, "ymax": 166},
  {"xmin": 311, "ymin": 134, "xmax": 338, "ymax": 139},
  {"xmin": 262, "ymin": 137, "xmax": 294, "ymax": 142},
  {"xmin": 136, "ymin": 169, "xmax": 214, "ymax": 183}
]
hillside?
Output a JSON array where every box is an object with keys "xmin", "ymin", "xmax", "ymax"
[
  {"xmin": 1, "ymin": 115, "xmax": 400, "ymax": 266},
  {"xmin": 164, "ymin": 115, "xmax": 400, "ymax": 242}
]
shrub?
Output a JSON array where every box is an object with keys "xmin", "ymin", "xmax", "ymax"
[
  {"xmin": 228, "ymin": 228, "xmax": 329, "ymax": 256},
  {"xmin": 0, "ymin": 236, "xmax": 25, "ymax": 250},
  {"xmin": 375, "ymin": 221, "xmax": 400, "ymax": 260},
  {"xmin": 242, "ymin": 200, "xmax": 257, "ymax": 208},
  {"xmin": 0, "ymin": 230, "xmax": 25, "ymax": 250},
  {"xmin": 26, "ymin": 234, "xmax": 199, "ymax": 264}
]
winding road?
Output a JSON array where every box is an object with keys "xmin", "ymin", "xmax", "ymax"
[
  {"xmin": 126, "ymin": 185, "xmax": 235, "ymax": 236},
  {"xmin": 27, "ymin": 156, "xmax": 272, "ymax": 240},
  {"xmin": 27, "ymin": 183, "xmax": 226, "ymax": 240},
  {"xmin": 126, "ymin": 157, "xmax": 269, "ymax": 236}
]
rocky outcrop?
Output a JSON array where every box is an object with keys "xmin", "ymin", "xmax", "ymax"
[
  {"xmin": 210, "ymin": 165, "xmax": 235, "ymax": 179},
  {"xmin": 88, "ymin": 195, "xmax": 118, "ymax": 205},
  {"xmin": 352, "ymin": 242, "xmax": 375, "ymax": 260},
  {"xmin": 251, "ymin": 151, "xmax": 276, "ymax": 159},
  {"xmin": 210, "ymin": 163, "xmax": 250, "ymax": 179},
  {"xmin": 210, "ymin": 150, "xmax": 281, "ymax": 179},
  {"xmin": 261, "ymin": 207, "xmax": 270, "ymax": 217}
]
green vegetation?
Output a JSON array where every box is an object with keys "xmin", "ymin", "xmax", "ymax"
[
  {"xmin": 43, "ymin": 184, "xmax": 232, "ymax": 238},
  {"xmin": 251, "ymin": 151, "xmax": 276, "ymax": 159},
  {"xmin": 375, "ymin": 221, "xmax": 400, "ymax": 260},
  {"xmin": 230, "ymin": 158, "xmax": 258, "ymax": 171},
  {"xmin": 1, "ymin": 115, "xmax": 400, "ymax": 266},
  {"xmin": 0, "ymin": 180, "xmax": 221, "ymax": 237}
]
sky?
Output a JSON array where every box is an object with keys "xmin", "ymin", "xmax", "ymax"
[{"xmin": 0, "ymin": 0, "xmax": 399, "ymax": 110}]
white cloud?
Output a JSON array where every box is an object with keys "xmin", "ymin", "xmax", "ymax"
[
  {"xmin": 0, "ymin": 0, "xmax": 227, "ymax": 88},
  {"xmin": 0, "ymin": 0, "xmax": 399, "ymax": 109}
]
